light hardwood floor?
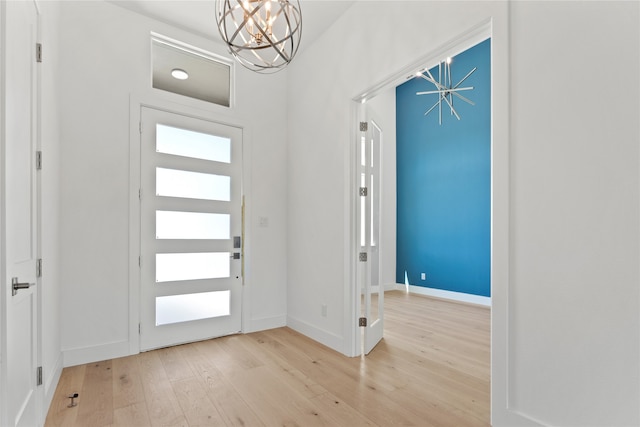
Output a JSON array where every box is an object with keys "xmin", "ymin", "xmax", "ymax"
[{"xmin": 45, "ymin": 291, "xmax": 490, "ymax": 426}]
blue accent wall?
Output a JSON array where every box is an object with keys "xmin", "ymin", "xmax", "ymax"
[{"xmin": 396, "ymin": 39, "xmax": 491, "ymax": 297}]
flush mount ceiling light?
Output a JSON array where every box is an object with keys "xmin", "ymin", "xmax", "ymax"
[
  {"xmin": 215, "ymin": 0, "xmax": 302, "ymax": 73},
  {"xmin": 171, "ymin": 68, "xmax": 189, "ymax": 80},
  {"xmin": 416, "ymin": 57, "xmax": 476, "ymax": 125}
]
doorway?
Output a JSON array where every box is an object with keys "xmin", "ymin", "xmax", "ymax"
[
  {"xmin": 352, "ymin": 23, "xmax": 492, "ymax": 355},
  {"xmin": 138, "ymin": 107, "xmax": 244, "ymax": 351}
]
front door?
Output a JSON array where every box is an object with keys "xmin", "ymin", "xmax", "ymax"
[
  {"xmin": 139, "ymin": 107, "xmax": 243, "ymax": 351},
  {"xmin": 1, "ymin": 1, "xmax": 41, "ymax": 425}
]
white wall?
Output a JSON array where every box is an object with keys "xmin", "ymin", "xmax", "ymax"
[
  {"xmin": 57, "ymin": 1, "xmax": 288, "ymax": 365},
  {"xmin": 37, "ymin": 0, "xmax": 63, "ymax": 415},
  {"xmin": 505, "ymin": 2, "xmax": 639, "ymax": 425},
  {"xmin": 287, "ymin": 1, "xmax": 639, "ymax": 426}
]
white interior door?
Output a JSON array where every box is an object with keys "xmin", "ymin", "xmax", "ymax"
[
  {"xmin": 139, "ymin": 107, "xmax": 243, "ymax": 351},
  {"xmin": 357, "ymin": 119, "xmax": 383, "ymax": 355},
  {"xmin": 1, "ymin": 1, "xmax": 41, "ymax": 425}
]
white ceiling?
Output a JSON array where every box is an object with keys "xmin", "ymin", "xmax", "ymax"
[{"xmin": 108, "ymin": 0, "xmax": 355, "ymax": 52}]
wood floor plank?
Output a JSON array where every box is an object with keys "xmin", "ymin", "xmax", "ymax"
[
  {"xmin": 226, "ymin": 364, "xmax": 336, "ymax": 427},
  {"xmin": 45, "ymin": 291, "xmax": 490, "ymax": 426},
  {"xmin": 136, "ymin": 350, "xmax": 189, "ymax": 427},
  {"xmin": 75, "ymin": 360, "xmax": 114, "ymax": 427},
  {"xmin": 111, "ymin": 355, "xmax": 145, "ymax": 409},
  {"xmin": 156, "ymin": 345, "xmax": 195, "ymax": 383},
  {"xmin": 171, "ymin": 376, "xmax": 226, "ymax": 426},
  {"xmin": 181, "ymin": 342, "xmax": 266, "ymax": 427},
  {"xmin": 112, "ymin": 402, "xmax": 151, "ymax": 427},
  {"xmin": 309, "ymin": 391, "xmax": 380, "ymax": 427},
  {"xmin": 43, "ymin": 364, "xmax": 86, "ymax": 427},
  {"xmin": 235, "ymin": 330, "xmax": 328, "ymax": 399}
]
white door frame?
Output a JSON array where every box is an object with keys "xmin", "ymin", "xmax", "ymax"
[{"xmin": 129, "ymin": 92, "xmax": 252, "ymax": 354}]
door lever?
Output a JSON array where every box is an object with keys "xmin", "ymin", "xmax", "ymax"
[{"xmin": 12, "ymin": 277, "xmax": 34, "ymax": 296}]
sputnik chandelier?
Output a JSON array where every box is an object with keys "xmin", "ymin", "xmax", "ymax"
[
  {"xmin": 416, "ymin": 57, "xmax": 476, "ymax": 125},
  {"xmin": 216, "ymin": 0, "xmax": 302, "ymax": 73}
]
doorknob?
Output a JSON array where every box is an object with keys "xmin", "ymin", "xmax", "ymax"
[{"xmin": 12, "ymin": 277, "xmax": 34, "ymax": 296}]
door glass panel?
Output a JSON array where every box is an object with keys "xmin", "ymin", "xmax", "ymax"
[
  {"xmin": 156, "ymin": 124, "xmax": 231, "ymax": 163},
  {"xmin": 156, "ymin": 290, "xmax": 230, "ymax": 326},
  {"xmin": 156, "ymin": 252, "xmax": 230, "ymax": 282},
  {"xmin": 360, "ymin": 173, "xmax": 366, "ymax": 246},
  {"xmin": 156, "ymin": 211, "xmax": 230, "ymax": 240},
  {"xmin": 156, "ymin": 167, "xmax": 230, "ymax": 201}
]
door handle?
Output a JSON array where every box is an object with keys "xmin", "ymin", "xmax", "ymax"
[{"xmin": 12, "ymin": 277, "xmax": 34, "ymax": 296}]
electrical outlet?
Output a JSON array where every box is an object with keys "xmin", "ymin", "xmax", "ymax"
[
  {"xmin": 321, "ymin": 304, "xmax": 327, "ymax": 317},
  {"xmin": 421, "ymin": 273, "xmax": 426, "ymax": 280}
]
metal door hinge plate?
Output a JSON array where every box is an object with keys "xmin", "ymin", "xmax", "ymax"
[
  {"xmin": 37, "ymin": 366, "xmax": 43, "ymax": 386},
  {"xmin": 36, "ymin": 43, "xmax": 42, "ymax": 63},
  {"xmin": 359, "ymin": 252, "xmax": 367, "ymax": 262},
  {"xmin": 36, "ymin": 151, "xmax": 42, "ymax": 170},
  {"xmin": 359, "ymin": 317, "xmax": 367, "ymax": 327},
  {"xmin": 36, "ymin": 259, "xmax": 42, "ymax": 278},
  {"xmin": 359, "ymin": 122, "xmax": 368, "ymax": 132},
  {"xmin": 359, "ymin": 187, "xmax": 368, "ymax": 197}
]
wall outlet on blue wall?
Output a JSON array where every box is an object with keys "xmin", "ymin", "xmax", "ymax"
[{"xmin": 421, "ymin": 273, "xmax": 426, "ymax": 280}]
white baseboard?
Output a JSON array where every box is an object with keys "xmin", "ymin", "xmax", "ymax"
[
  {"xmin": 383, "ymin": 282, "xmax": 397, "ymax": 291},
  {"xmin": 244, "ymin": 314, "xmax": 287, "ymax": 333},
  {"xmin": 286, "ymin": 315, "xmax": 345, "ymax": 354},
  {"xmin": 62, "ymin": 340, "xmax": 131, "ymax": 367},
  {"xmin": 395, "ymin": 283, "xmax": 491, "ymax": 307}
]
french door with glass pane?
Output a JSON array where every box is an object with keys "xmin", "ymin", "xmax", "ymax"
[{"xmin": 139, "ymin": 107, "xmax": 243, "ymax": 351}]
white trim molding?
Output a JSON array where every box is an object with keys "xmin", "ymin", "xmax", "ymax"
[{"xmin": 395, "ymin": 283, "xmax": 491, "ymax": 307}]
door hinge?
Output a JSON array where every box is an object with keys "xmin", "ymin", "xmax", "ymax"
[
  {"xmin": 359, "ymin": 187, "xmax": 368, "ymax": 197},
  {"xmin": 138, "ymin": 255, "xmax": 142, "ymax": 267},
  {"xmin": 359, "ymin": 252, "xmax": 367, "ymax": 262},
  {"xmin": 138, "ymin": 188, "xmax": 142, "ymax": 200},
  {"xmin": 36, "ymin": 43, "xmax": 42, "ymax": 63},
  {"xmin": 36, "ymin": 259, "xmax": 42, "ymax": 278},
  {"xmin": 138, "ymin": 323, "xmax": 141, "ymax": 334},
  {"xmin": 36, "ymin": 151, "xmax": 42, "ymax": 170},
  {"xmin": 36, "ymin": 366, "xmax": 43, "ymax": 386},
  {"xmin": 359, "ymin": 317, "xmax": 367, "ymax": 327},
  {"xmin": 139, "ymin": 122, "xmax": 142, "ymax": 134},
  {"xmin": 359, "ymin": 121, "xmax": 368, "ymax": 132}
]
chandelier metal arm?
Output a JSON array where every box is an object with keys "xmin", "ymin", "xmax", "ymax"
[
  {"xmin": 416, "ymin": 87, "xmax": 474, "ymax": 96},
  {"xmin": 441, "ymin": 94, "xmax": 461, "ymax": 120},
  {"xmin": 424, "ymin": 99, "xmax": 441, "ymax": 117},
  {"xmin": 415, "ymin": 57, "xmax": 477, "ymax": 124},
  {"xmin": 453, "ymin": 67, "xmax": 477, "ymax": 90},
  {"xmin": 451, "ymin": 91, "xmax": 475, "ymax": 106}
]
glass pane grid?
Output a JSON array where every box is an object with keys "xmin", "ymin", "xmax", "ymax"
[
  {"xmin": 156, "ymin": 167, "xmax": 231, "ymax": 201},
  {"xmin": 156, "ymin": 252, "xmax": 230, "ymax": 282},
  {"xmin": 156, "ymin": 124, "xmax": 231, "ymax": 163},
  {"xmin": 156, "ymin": 290, "xmax": 231, "ymax": 326},
  {"xmin": 156, "ymin": 211, "xmax": 230, "ymax": 240}
]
